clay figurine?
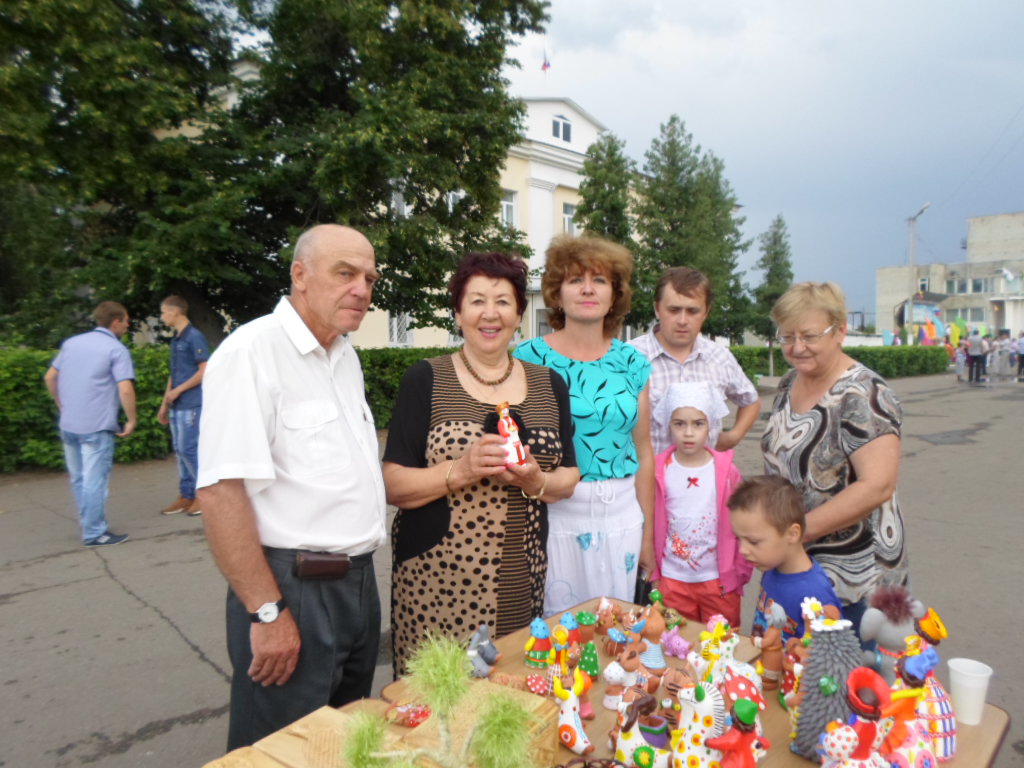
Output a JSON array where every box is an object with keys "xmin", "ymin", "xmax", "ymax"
[
  {"xmin": 554, "ymin": 667, "xmax": 595, "ymax": 756},
  {"xmin": 524, "ymin": 616, "xmax": 552, "ymax": 668},
  {"xmin": 754, "ymin": 601, "xmax": 787, "ymax": 691},
  {"xmin": 817, "ymin": 666, "xmax": 891, "ymax": 768},
  {"xmin": 602, "ymin": 634, "xmax": 647, "ymax": 711},
  {"xmin": 705, "ymin": 698, "xmax": 770, "ymax": 768},
  {"xmin": 879, "ymin": 678, "xmax": 937, "ymax": 767},
  {"xmin": 894, "ymin": 640, "xmax": 956, "ymax": 762},
  {"xmin": 673, "ymin": 679, "xmax": 728, "ymax": 767},
  {"xmin": 789, "ymin": 608, "xmax": 864, "ymax": 761},
  {"xmin": 467, "ymin": 622, "xmax": 501, "ymax": 678},
  {"xmin": 636, "ymin": 603, "xmax": 669, "ymax": 693},
  {"xmin": 495, "ymin": 401, "xmax": 527, "ymax": 465},
  {"xmin": 858, "ymin": 585, "xmax": 926, "ymax": 685},
  {"xmin": 576, "ymin": 610, "xmax": 598, "ymax": 643},
  {"xmin": 596, "ymin": 596, "xmax": 620, "ymax": 637},
  {"xmin": 561, "ymin": 611, "xmax": 583, "ymax": 645},
  {"xmin": 610, "ymin": 693, "xmax": 673, "ymax": 767},
  {"xmin": 662, "ymin": 624, "xmax": 692, "ymax": 660}
]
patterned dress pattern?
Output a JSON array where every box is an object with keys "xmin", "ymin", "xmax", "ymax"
[
  {"xmin": 761, "ymin": 363, "xmax": 909, "ymax": 605},
  {"xmin": 384, "ymin": 356, "xmax": 575, "ymax": 676}
]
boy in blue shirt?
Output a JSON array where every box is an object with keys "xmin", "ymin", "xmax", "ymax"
[
  {"xmin": 157, "ymin": 295, "xmax": 210, "ymax": 516},
  {"xmin": 729, "ymin": 475, "xmax": 841, "ymax": 642}
]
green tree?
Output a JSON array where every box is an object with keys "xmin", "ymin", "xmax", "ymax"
[
  {"xmin": 575, "ymin": 132, "xmax": 634, "ymax": 245},
  {"xmin": 0, "ymin": 0, "xmax": 236, "ymax": 346},
  {"xmin": 632, "ymin": 115, "xmax": 749, "ymax": 335},
  {"xmin": 1, "ymin": 0, "xmax": 548, "ymax": 344},
  {"xmin": 750, "ymin": 214, "xmax": 794, "ymax": 374}
]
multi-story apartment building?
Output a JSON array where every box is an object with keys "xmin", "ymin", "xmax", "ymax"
[
  {"xmin": 349, "ymin": 97, "xmax": 605, "ymax": 348},
  {"xmin": 876, "ymin": 211, "xmax": 1024, "ymax": 339}
]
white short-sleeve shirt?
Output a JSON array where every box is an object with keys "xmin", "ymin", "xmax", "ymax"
[{"xmin": 197, "ymin": 297, "xmax": 386, "ymax": 554}]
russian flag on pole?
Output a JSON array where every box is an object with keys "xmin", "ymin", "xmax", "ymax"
[{"xmin": 542, "ymin": 50, "xmax": 551, "ymax": 71}]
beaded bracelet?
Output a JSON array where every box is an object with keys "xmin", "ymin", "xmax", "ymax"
[{"xmin": 521, "ymin": 472, "xmax": 548, "ymax": 500}]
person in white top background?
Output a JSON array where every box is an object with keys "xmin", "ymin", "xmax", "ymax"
[
  {"xmin": 197, "ymin": 224, "xmax": 387, "ymax": 750},
  {"xmin": 629, "ymin": 266, "xmax": 761, "ymax": 457}
]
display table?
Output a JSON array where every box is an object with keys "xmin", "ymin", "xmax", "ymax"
[{"xmin": 205, "ymin": 598, "xmax": 1009, "ymax": 767}]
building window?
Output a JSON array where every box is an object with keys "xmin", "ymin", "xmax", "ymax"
[
  {"xmin": 917, "ymin": 277, "xmax": 929, "ymax": 292},
  {"xmin": 562, "ymin": 203, "xmax": 577, "ymax": 235},
  {"xmin": 970, "ymin": 277, "xmax": 989, "ymax": 294},
  {"xmin": 500, "ymin": 190, "xmax": 516, "ymax": 228},
  {"xmin": 945, "ymin": 279, "xmax": 959, "ymax": 294},
  {"xmin": 552, "ymin": 115, "xmax": 572, "ymax": 143},
  {"xmin": 389, "ymin": 313, "xmax": 412, "ymax": 347},
  {"xmin": 969, "ymin": 307, "xmax": 985, "ymax": 322},
  {"xmin": 535, "ymin": 307, "xmax": 552, "ymax": 337}
]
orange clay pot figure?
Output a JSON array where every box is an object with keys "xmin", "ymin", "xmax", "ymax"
[
  {"xmin": 496, "ymin": 401, "xmax": 527, "ymax": 465},
  {"xmin": 755, "ymin": 601, "xmax": 786, "ymax": 691}
]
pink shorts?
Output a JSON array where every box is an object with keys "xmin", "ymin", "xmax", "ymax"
[{"xmin": 658, "ymin": 575, "xmax": 742, "ymax": 631}]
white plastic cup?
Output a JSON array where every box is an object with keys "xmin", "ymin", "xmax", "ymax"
[{"xmin": 947, "ymin": 657, "xmax": 993, "ymax": 726}]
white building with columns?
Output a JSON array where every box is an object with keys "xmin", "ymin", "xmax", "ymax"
[{"xmin": 349, "ymin": 97, "xmax": 605, "ymax": 348}]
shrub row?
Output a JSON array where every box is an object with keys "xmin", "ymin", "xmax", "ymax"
[{"xmin": 0, "ymin": 344, "xmax": 950, "ymax": 472}]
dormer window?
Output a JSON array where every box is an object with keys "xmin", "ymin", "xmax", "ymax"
[{"xmin": 552, "ymin": 115, "xmax": 572, "ymax": 143}]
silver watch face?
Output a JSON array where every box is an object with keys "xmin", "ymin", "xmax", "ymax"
[{"xmin": 256, "ymin": 602, "xmax": 280, "ymax": 623}]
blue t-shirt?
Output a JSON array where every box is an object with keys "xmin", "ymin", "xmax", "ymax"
[
  {"xmin": 514, "ymin": 336, "xmax": 651, "ymax": 481},
  {"xmin": 752, "ymin": 558, "xmax": 842, "ymax": 641},
  {"xmin": 170, "ymin": 324, "xmax": 211, "ymax": 410}
]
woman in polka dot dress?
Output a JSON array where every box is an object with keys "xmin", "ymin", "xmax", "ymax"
[{"xmin": 383, "ymin": 252, "xmax": 580, "ymax": 676}]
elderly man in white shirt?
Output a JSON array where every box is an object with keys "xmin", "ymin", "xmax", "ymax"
[
  {"xmin": 629, "ymin": 266, "xmax": 761, "ymax": 457},
  {"xmin": 197, "ymin": 224, "xmax": 387, "ymax": 750}
]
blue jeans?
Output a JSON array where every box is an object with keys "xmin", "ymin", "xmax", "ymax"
[
  {"xmin": 170, "ymin": 406, "xmax": 201, "ymax": 499},
  {"xmin": 61, "ymin": 430, "xmax": 116, "ymax": 541}
]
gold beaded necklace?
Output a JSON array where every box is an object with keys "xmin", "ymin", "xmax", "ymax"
[{"xmin": 458, "ymin": 346, "xmax": 515, "ymax": 387}]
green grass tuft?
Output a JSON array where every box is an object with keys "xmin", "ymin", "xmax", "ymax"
[
  {"xmin": 341, "ymin": 710, "xmax": 389, "ymax": 768},
  {"xmin": 470, "ymin": 692, "xmax": 537, "ymax": 768},
  {"xmin": 405, "ymin": 632, "xmax": 473, "ymax": 718}
]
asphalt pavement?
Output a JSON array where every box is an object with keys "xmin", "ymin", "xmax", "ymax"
[{"xmin": 1, "ymin": 372, "xmax": 1020, "ymax": 767}]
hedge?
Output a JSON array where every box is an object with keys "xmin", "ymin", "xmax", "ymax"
[{"xmin": 0, "ymin": 343, "xmax": 950, "ymax": 472}]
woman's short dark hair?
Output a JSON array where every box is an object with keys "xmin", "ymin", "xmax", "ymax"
[
  {"xmin": 541, "ymin": 234, "xmax": 634, "ymax": 336},
  {"xmin": 448, "ymin": 252, "xmax": 529, "ymax": 317}
]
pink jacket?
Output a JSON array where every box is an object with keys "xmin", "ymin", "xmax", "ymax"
[{"xmin": 651, "ymin": 445, "xmax": 753, "ymax": 595}]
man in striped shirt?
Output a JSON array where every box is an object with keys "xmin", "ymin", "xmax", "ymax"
[{"xmin": 629, "ymin": 266, "xmax": 761, "ymax": 456}]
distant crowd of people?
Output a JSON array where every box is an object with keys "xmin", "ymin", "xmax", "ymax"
[
  {"xmin": 46, "ymin": 225, "xmax": 912, "ymax": 750},
  {"xmin": 952, "ymin": 328, "xmax": 1024, "ymax": 383}
]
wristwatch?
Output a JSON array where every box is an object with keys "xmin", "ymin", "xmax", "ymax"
[{"xmin": 249, "ymin": 598, "xmax": 287, "ymax": 624}]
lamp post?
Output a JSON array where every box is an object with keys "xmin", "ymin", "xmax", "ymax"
[{"xmin": 905, "ymin": 202, "xmax": 931, "ymax": 345}]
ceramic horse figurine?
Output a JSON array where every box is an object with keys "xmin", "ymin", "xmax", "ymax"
[
  {"xmin": 670, "ymin": 679, "xmax": 727, "ymax": 768},
  {"xmin": 610, "ymin": 693, "xmax": 673, "ymax": 768}
]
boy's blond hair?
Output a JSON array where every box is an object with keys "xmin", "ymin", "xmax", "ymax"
[{"xmin": 729, "ymin": 475, "xmax": 806, "ymax": 535}]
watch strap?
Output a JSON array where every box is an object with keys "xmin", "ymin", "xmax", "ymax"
[{"xmin": 249, "ymin": 598, "xmax": 287, "ymax": 624}]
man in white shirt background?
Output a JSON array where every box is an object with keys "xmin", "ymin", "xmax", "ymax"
[
  {"xmin": 196, "ymin": 224, "xmax": 387, "ymax": 749},
  {"xmin": 629, "ymin": 266, "xmax": 761, "ymax": 456}
]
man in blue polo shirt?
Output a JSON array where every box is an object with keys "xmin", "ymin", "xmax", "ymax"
[
  {"xmin": 44, "ymin": 301, "xmax": 137, "ymax": 546},
  {"xmin": 157, "ymin": 295, "xmax": 211, "ymax": 517}
]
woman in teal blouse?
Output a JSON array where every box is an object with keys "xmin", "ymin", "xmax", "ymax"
[{"xmin": 515, "ymin": 234, "xmax": 655, "ymax": 615}]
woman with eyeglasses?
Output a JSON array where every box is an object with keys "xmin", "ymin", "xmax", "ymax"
[{"xmin": 761, "ymin": 282, "xmax": 908, "ymax": 636}]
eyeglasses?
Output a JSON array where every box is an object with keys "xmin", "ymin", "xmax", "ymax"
[{"xmin": 775, "ymin": 325, "xmax": 835, "ymax": 346}]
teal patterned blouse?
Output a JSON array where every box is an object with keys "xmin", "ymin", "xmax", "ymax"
[{"xmin": 514, "ymin": 336, "xmax": 651, "ymax": 482}]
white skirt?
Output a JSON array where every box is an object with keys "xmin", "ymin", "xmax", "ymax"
[{"xmin": 543, "ymin": 475, "xmax": 644, "ymax": 617}]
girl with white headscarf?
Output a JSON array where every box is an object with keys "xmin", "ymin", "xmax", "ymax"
[{"xmin": 650, "ymin": 381, "xmax": 753, "ymax": 628}]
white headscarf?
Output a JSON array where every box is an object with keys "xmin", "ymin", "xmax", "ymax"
[{"xmin": 653, "ymin": 381, "xmax": 730, "ymax": 447}]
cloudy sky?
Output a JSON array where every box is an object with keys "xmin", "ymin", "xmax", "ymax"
[{"xmin": 503, "ymin": 0, "xmax": 1024, "ymax": 325}]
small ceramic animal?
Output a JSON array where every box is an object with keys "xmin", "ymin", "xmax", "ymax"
[
  {"xmin": 554, "ymin": 667, "xmax": 595, "ymax": 755},
  {"xmin": 467, "ymin": 622, "xmax": 501, "ymax": 678}
]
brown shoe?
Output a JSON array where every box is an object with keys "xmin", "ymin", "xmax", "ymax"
[
  {"xmin": 161, "ymin": 495, "xmax": 190, "ymax": 515},
  {"xmin": 186, "ymin": 499, "xmax": 202, "ymax": 517}
]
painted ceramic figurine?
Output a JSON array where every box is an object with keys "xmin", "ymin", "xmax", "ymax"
[
  {"xmin": 467, "ymin": 622, "xmax": 501, "ymax": 678},
  {"xmin": 817, "ymin": 667, "xmax": 891, "ymax": 768},
  {"xmin": 495, "ymin": 401, "xmax": 527, "ymax": 465},
  {"xmin": 635, "ymin": 603, "xmax": 668, "ymax": 693},
  {"xmin": 610, "ymin": 693, "xmax": 673, "ymax": 768},
  {"xmin": 524, "ymin": 616, "xmax": 552, "ymax": 668},
  {"xmin": 561, "ymin": 611, "xmax": 583, "ymax": 645},
  {"xmin": 662, "ymin": 624, "xmax": 692, "ymax": 660},
  {"xmin": 551, "ymin": 623, "xmax": 574, "ymax": 676},
  {"xmin": 893, "ymin": 638, "xmax": 956, "ymax": 762},
  {"xmin": 790, "ymin": 608, "xmax": 863, "ymax": 761},
  {"xmin": 879, "ymin": 667, "xmax": 937, "ymax": 768},
  {"xmin": 672, "ymin": 679, "xmax": 728, "ymax": 767},
  {"xmin": 554, "ymin": 667, "xmax": 595, "ymax": 756},
  {"xmin": 858, "ymin": 585, "xmax": 926, "ymax": 685},
  {"xmin": 706, "ymin": 698, "xmax": 771, "ymax": 768},
  {"xmin": 596, "ymin": 596, "xmax": 620, "ymax": 637},
  {"xmin": 754, "ymin": 601, "xmax": 787, "ymax": 691},
  {"xmin": 602, "ymin": 634, "xmax": 647, "ymax": 711}
]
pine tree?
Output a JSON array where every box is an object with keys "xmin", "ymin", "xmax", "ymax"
[
  {"xmin": 575, "ymin": 132, "xmax": 635, "ymax": 246},
  {"xmin": 578, "ymin": 641, "xmax": 601, "ymax": 680},
  {"xmin": 751, "ymin": 214, "xmax": 795, "ymax": 373}
]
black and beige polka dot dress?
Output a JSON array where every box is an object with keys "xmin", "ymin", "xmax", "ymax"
[{"xmin": 384, "ymin": 355, "xmax": 576, "ymax": 676}]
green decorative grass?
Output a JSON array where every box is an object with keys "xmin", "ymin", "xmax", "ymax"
[
  {"xmin": 341, "ymin": 710, "xmax": 390, "ymax": 768},
  {"xmin": 406, "ymin": 633, "xmax": 473, "ymax": 719},
  {"xmin": 470, "ymin": 693, "xmax": 537, "ymax": 768}
]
